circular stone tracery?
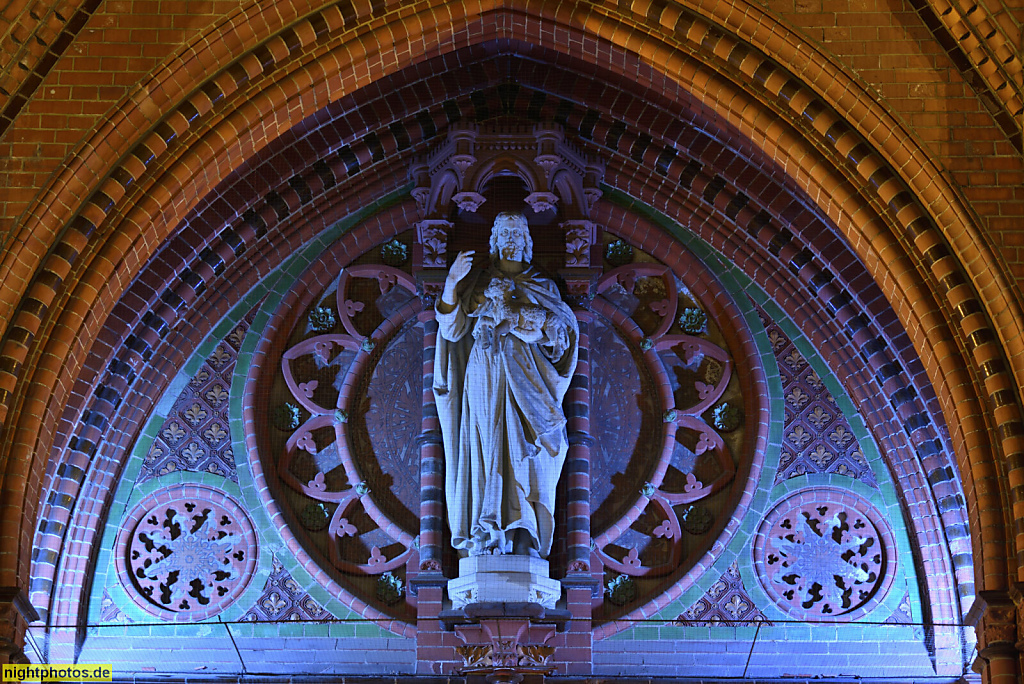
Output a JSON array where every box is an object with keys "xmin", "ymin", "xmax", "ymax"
[
  {"xmin": 247, "ymin": 246, "xmax": 422, "ymax": 628},
  {"xmin": 752, "ymin": 488, "xmax": 895, "ymax": 620},
  {"xmin": 588, "ymin": 313, "xmax": 658, "ymax": 532},
  {"xmin": 583, "ymin": 237, "xmax": 765, "ymax": 629},
  {"xmin": 359, "ymin": 319, "xmax": 423, "ymax": 523},
  {"xmin": 115, "ymin": 486, "xmax": 258, "ymax": 621}
]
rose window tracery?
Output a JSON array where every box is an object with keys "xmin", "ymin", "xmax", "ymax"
[
  {"xmin": 752, "ymin": 489, "xmax": 895, "ymax": 619},
  {"xmin": 256, "ymin": 258, "xmax": 422, "ymax": 616},
  {"xmin": 247, "ymin": 216, "xmax": 763, "ymax": 627},
  {"xmin": 245, "ymin": 127, "xmax": 766, "ymax": 629},
  {"xmin": 115, "ymin": 486, "xmax": 258, "ymax": 621},
  {"xmin": 586, "ymin": 250, "xmax": 758, "ymax": 619}
]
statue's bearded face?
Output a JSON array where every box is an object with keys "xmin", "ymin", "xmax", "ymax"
[{"xmin": 492, "ymin": 219, "xmax": 529, "ymax": 262}]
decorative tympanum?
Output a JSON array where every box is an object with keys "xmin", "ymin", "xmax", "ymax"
[
  {"xmin": 245, "ymin": 128, "xmax": 764, "ymax": 631},
  {"xmin": 752, "ymin": 488, "xmax": 895, "ymax": 619},
  {"xmin": 115, "ymin": 486, "xmax": 257, "ymax": 620}
]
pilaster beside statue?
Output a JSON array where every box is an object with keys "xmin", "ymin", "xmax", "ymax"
[{"xmin": 434, "ymin": 213, "xmax": 579, "ymax": 609}]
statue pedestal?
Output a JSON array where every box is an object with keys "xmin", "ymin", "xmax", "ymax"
[{"xmin": 447, "ymin": 556, "xmax": 561, "ymax": 608}]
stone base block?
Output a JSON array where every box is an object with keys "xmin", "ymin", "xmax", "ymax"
[{"xmin": 448, "ymin": 556, "xmax": 561, "ymax": 608}]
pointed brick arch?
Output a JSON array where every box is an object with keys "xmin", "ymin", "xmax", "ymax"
[
  {"xmin": 0, "ymin": 0, "xmax": 1020, "ymax": 676},
  {"xmin": 27, "ymin": 69, "xmax": 949, "ymax": 634}
]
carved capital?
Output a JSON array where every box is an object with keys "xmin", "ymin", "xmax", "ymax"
[
  {"xmin": 417, "ymin": 276, "xmax": 446, "ymax": 308},
  {"xmin": 415, "ymin": 220, "xmax": 452, "ymax": 269},
  {"xmin": 567, "ymin": 560, "xmax": 590, "ymax": 573},
  {"xmin": 454, "ymin": 618, "xmax": 556, "ymax": 674},
  {"xmin": 411, "ymin": 186, "xmax": 431, "ymax": 217},
  {"xmin": 971, "ymin": 589, "xmax": 1024, "ymax": 672},
  {"xmin": 444, "ymin": 603, "xmax": 567, "ymax": 678},
  {"xmin": 0, "ymin": 588, "xmax": 38, "ymax": 665},
  {"xmin": 452, "ymin": 191, "xmax": 486, "ymax": 213},
  {"xmin": 534, "ymin": 153, "xmax": 561, "ymax": 179},
  {"xmin": 451, "ymin": 154, "xmax": 477, "ymax": 178},
  {"xmin": 562, "ymin": 220, "xmax": 597, "ymax": 268},
  {"xmin": 559, "ymin": 268, "xmax": 602, "ymax": 309}
]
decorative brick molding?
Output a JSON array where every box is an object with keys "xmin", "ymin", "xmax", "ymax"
[
  {"xmin": 0, "ymin": 0, "xmax": 103, "ymax": 142},
  {"xmin": 914, "ymin": 0, "xmax": 1023, "ymax": 149}
]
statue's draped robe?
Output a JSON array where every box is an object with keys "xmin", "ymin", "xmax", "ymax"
[{"xmin": 434, "ymin": 266, "xmax": 579, "ymax": 557}]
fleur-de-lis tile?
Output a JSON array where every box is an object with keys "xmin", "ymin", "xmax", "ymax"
[
  {"xmin": 205, "ymin": 384, "xmax": 228, "ymax": 406},
  {"xmin": 204, "ymin": 422, "xmax": 228, "ymax": 443},
  {"xmin": 184, "ymin": 402, "xmax": 208, "ymax": 426},
  {"xmin": 162, "ymin": 422, "xmax": 185, "ymax": 443},
  {"xmin": 181, "ymin": 442, "xmax": 205, "ymax": 464},
  {"xmin": 209, "ymin": 346, "xmax": 231, "ymax": 368},
  {"xmin": 783, "ymin": 349, "xmax": 806, "ymax": 370},
  {"xmin": 786, "ymin": 387, "xmax": 809, "ymax": 408}
]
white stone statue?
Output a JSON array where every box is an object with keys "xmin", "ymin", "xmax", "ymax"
[{"xmin": 433, "ymin": 212, "xmax": 579, "ymax": 559}]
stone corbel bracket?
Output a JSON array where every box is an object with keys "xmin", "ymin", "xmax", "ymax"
[{"xmin": 442, "ymin": 602, "xmax": 570, "ymax": 682}]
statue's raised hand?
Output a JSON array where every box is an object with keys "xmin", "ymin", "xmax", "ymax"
[
  {"xmin": 440, "ymin": 250, "xmax": 475, "ymax": 310},
  {"xmin": 448, "ymin": 251, "xmax": 474, "ymax": 283}
]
